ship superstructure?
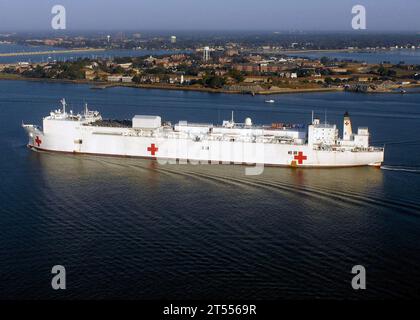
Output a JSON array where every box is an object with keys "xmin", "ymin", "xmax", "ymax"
[{"xmin": 23, "ymin": 99, "xmax": 384, "ymax": 167}]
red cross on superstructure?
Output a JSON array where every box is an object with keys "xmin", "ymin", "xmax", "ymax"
[
  {"xmin": 35, "ymin": 136, "xmax": 42, "ymax": 147},
  {"xmin": 294, "ymin": 152, "xmax": 307, "ymax": 165},
  {"xmin": 345, "ymin": 121, "xmax": 350, "ymax": 126},
  {"xmin": 147, "ymin": 143, "xmax": 158, "ymax": 156}
]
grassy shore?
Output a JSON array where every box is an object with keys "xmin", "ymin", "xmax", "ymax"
[
  {"xmin": 0, "ymin": 73, "xmax": 343, "ymax": 94},
  {"xmin": 78, "ymin": 81, "xmax": 345, "ymax": 95},
  {"xmin": 2, "ymin": 72, "xmax": 419, "ymax": 95}
]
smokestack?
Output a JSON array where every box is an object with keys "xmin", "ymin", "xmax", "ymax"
[{"xmin": 343, "ymin": 111, "xmax": 353, "ymax": 141}]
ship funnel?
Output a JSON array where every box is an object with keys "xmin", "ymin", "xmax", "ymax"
[{"xmin": 343, "ymin": 111, "xmax": 353, "ymax": 141}]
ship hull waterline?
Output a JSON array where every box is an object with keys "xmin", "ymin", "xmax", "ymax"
[{"xmin": 27, "ymin": 144, "xmax": 383, "ymax": 169}]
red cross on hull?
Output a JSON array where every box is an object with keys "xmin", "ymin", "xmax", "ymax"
[
  {"xmin": 147, "ymin": 143, "xmax": 158, "ymax": 156},
  {"xmin": 35, "ymin": 136, "xmax": 42, "ymax": 147},
  {"xmin": 294, "ymin": 151, "xmax": 307, "ymax": 165}
]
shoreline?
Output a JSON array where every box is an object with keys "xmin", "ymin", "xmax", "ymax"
[
  {"xmin": 1, "ymin": 73, "xmax": 419, "ymax": 95},
  {"xmin": 0, "ymin": 74, "xmax": 343, "ymax": 95},
  {"xmin": 94, "ymin": 81, "xmax": 347, "ymax": 94}
]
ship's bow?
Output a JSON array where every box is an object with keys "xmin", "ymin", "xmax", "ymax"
[{"xmin": 22, "ymin": 124, "xmax": 43, "ymax": 149}]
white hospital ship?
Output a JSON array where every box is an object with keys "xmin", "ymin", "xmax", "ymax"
[{"xmin": 22, "ymin": 99, "xmax": 384, "ymax": 167}]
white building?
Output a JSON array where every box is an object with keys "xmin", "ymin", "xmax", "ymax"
[
  {"xmin": 107, "ymin": 75, "xmax": 133, "ymax": 83},
  {"xmin": 107, "ymin": 75, "xmax": 123, "ymax": 82},
  {"xmin": 121, "ymin": 76, "xmax": 133, "ymax": 83}
]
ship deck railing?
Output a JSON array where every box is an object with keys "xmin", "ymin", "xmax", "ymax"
[{"xmin": 314, "ymin": 145, "xmax": 384, "ymax": 152}]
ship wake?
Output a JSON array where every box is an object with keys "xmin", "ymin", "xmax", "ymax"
[{"xmin": 381, "ymin": 165, "xmax": 420, "ymax": 174}]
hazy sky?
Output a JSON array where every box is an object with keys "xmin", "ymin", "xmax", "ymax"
[{"xmin": 1, "ymin": 0, "xmax": 420, "ymax": 31}]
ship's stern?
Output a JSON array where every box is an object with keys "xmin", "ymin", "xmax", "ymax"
[{"xmin": 368, "ymin": 148, "xmax": 385, "ymax": 167}]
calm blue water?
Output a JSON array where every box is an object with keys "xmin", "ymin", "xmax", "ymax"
[
  {"xmin": 289, "ymin": 49, "xmax": 420, "ymax": 64},
  {"xmin": 0, "ymin": 80, "xmax": 420, "ymax": 299},
  {"xmin": 0, "ymin": 44, "xmax": 183, "ymax": 64}
]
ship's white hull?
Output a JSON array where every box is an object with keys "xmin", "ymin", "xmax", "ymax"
[{"xmin": 24, "ymin": 126, "xmax": 384, "ymax": 168}]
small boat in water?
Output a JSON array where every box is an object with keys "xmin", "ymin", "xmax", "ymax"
[{"xmin": 265, "ymin": 99, "xmax": 275, "ymax": 103}]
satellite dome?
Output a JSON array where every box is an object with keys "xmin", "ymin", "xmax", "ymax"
[{"xmin": 244, "ymin": 117, "xmax": 252, "ymax": 126}]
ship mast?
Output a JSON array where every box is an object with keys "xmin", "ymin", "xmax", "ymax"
[{"xmin": 61, "ymin": 98, "xmax": 66, "ymax": 114}]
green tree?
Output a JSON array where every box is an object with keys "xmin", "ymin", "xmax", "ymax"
[
  {"xmin": 228, "ymin": 69, "xmax": 245, "ymax": 83},
  {"xmin": 132, "ymin": 74, "xmax": 142, "ymax": 83},
  {"xmin": 324, "ymin": 77, "xmax": 334, "ymax": 85},
  {"xmin": 203, "ymin": 75, "xmax": 226, "ymax": 88},
  {"xmin": 320, "ymin": 56, "xmax": 330, "ymax": 65}
]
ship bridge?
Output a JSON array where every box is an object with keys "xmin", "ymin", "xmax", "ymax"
[{"xmin": 43, "ymin": 99, "xmax": 102, "ymax": 135}]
